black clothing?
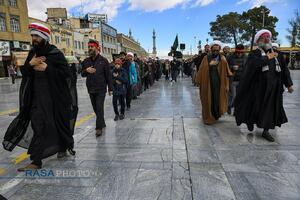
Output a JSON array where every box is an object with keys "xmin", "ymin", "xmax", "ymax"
[
  {"xmin": 235, "ymin": 49, "xmax": 293, "ymax": 130},
  {"xmin": 227, "ymin": 54, "xmax": 247, "ymax": 82},
  {"xmin": 89, "ymin": 93, "xmax": 106, "ymax": 129},
  {"xmin": 112, "ymin": 67, "xmax": 128, "ymax": 96},
  {"xmin": 113, "ymin": 95, "xmax": 125, "ymax": 116},
  {"xmin": 194, "ymin": 53, "xmax": 207, "ymax": 71},
  {"xmin": 171, "ymin": 60, "xmax": 180, "ymax": 82},
  {"xmin": 126, "ymin": 85, "xmax": 132, "ymax": 108},
  {"xmin": 208, "ymin": 57, "xmax": 221, "ymax": 120},
  {"xmin": 3, "ymin": 44, "xmax": 77, "ymax": 159},
  {"xmin": 81, "ymin": 54, "xmax": 112, "ymax": 94}
]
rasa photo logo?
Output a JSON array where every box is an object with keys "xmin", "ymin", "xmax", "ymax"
[{"xmin": 24, "ymin": 169, "xmax": 102, "ymax": 179}]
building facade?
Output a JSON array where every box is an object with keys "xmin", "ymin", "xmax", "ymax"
[
  {"xmin": 46, "ymin": 8, "xmax": 70, "ymax": 28},
  {"xmin": 117, "ymin": 33, "xmax": 148, "ymax": 57},
  {"xmin": 0, "ymin": 0, "xmax": 31, "ymax": 77},
  {"xmin": 100, "ymin": 22, "xmax": 117, "ymax": 62},
  {"xmin": 73, "ymin": 31, "xmax": 85, "ymax": 60}
]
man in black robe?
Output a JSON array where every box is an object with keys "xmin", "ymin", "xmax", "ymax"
[
  {"xmin": 170, "ymin": 58, "xmax": 180, "ymax": 82},
  {"xmin": 3, "ymin": 23, "xmax": 77, "ymax": 170},
  {"xmin": 235, "ymin": 29, "xmax": 294, "ymax": 142}
]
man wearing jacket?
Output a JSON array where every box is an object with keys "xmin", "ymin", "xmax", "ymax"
[{"xmin": 82, "ymin": 39, "xmax": 112, "ymax": 137}]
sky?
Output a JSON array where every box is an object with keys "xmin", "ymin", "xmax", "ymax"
[{"xmin": 27, "ymin": 0, "xmax": 300, "ymax": 56}]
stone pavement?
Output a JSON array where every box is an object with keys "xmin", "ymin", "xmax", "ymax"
[{"xmin": 0, "ymin": 72, "xmax": 300, "ymax": 200}]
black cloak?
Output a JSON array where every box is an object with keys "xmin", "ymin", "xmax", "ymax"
[
  {"xmin": 2, "ymin": 44, "xmax": 78, "ymax": 157},
  {"xmin": 234, "ymin": 48, "xmax": 293, "ymax": 130}
]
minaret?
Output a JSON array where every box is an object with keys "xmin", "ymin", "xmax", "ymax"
[
  {"xmin": 152, "ymin": 29, "xmax": 157, "ymax": 56},
  {"xmin": 129, "ymin": 28, "xmax": 132, "ymax": 38}
]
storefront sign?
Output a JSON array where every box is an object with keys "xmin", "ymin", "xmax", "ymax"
[{"xmin": 0, "ymin": 41, "xmax": 10, "ymax": 56}]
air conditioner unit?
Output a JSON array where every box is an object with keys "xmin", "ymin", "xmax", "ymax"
[{"xmin": 21, "ymin": 44, "xmax": 30, "ymax": 50}]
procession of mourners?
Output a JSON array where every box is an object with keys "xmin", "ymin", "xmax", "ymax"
[{"xmin": 2, "ymin": 23, "xmax": 294, "ymax": 171}]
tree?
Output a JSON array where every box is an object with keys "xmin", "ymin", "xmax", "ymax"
[
  {"xmin": 209, "ymin": 12, "xmax": 244, "ymax": 47},
  {"xmin": 241, "ymin": 6, "xmax": 278, "ymax": 50},
  {"xmin": 286, "ymin": 10, "xmax": 300, "ymax": 47}
]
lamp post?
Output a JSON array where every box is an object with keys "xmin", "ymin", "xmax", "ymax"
[{"xmin": 261, "ymin": 9, "xmax": 265, "ymax": 28}]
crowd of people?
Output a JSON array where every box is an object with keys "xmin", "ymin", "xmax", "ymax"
[
  {"xmin": 1, "ymin": 23, "xmax": 295, "ymax": 171},
  {"xmin": 169, "ymin": 29, "xmax": 294, "ymax": 143},
  {"xmin": 81, "ymin": 41, "xmax": 165, "ymax": 137}
]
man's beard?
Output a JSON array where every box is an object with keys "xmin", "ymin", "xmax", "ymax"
[
  {"xmin": 89, "ymin": 50, "xmax": 96, "ymax": 57},
  {"xmin": 258, "ymin": 42, "xmax": 272, "ymax": 51},
  {"xmin": 32, "ymin": 39, "xmax": 48, "ymax": 56},
  {"xmin": 32, "ymin": 39, "xmax": 46, "ymax": 49},
  {"xmin": 211, "ymin": 51, "xmax": 219, "ymax": 58}
]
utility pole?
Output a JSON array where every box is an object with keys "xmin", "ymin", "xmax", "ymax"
[
  {"xmin": 261, "ymin": 9, "xmax": 265, "ymax": 28},
  {"xmin": 194, "ymin": 36, "xmax": 197, "ymax": 54}
]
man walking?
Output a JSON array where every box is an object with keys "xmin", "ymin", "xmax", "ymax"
[
  {"xmin": 81, "ymin": 39, "xmax": 112, "ymax": 137},
  {"xmin": 235, "ymin": 29, "xmax": 294, "ymax": 142},
  {"xmin": 3, "ymin": 23, "xmax": 77, "ymax": 170},
  {"xmin": 196, "ymin": 40, "xmax": 232, "ymax": 125},
  {"xmin": 227, "ymin": 44, "xmax": 247, "ymax": 115}
]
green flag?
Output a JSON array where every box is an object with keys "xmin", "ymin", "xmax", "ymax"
[{"xmin": 172, "ymin": 35, "xmax": 178, "ymax": 51}]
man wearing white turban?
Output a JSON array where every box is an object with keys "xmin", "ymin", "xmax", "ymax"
[
  {"xmin": 196, "ymin": 41, "xmax": 232, "ymax": 125},
  {"xmin": 235, "ymin": 29, "xmax": 294, "ymax": 142}
]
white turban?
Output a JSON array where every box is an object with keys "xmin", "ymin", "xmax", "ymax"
[
  {"xmin": 127, "ymin": 52, "xmax": 134, "ymax": 57},
  {"xmin": 210, "ymin": 40, "xmax": 223, "ymax": 48},
  {"xmin": 28, "ymin": 22, "xmax": 51, "ymax": 41},
  {"xmin": 272, "ymin": 43, "xmax": 279, "ymax": 48},
  {"xmin": 254, "ymin": 29, "xmax": 272, "ymax": 44}
]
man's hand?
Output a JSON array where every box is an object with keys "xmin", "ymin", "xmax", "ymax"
[
  {"xmin": 33, "ymin": 62, "xmax": 47, "ymax": 71},
  {"xmin": 209, "ymin": 60, "xmax": 219, "ymax": 66},
  {"xmin": 29, "ymin": 55, "xmax": 46, "ymax": 66},
  {"xmin": 86, "ymin": 67, "xmax": 96, "ymax": 74},
  {"xmin": 233, "ymin": 65, "xmax": 239, "ymax": 70},
  {"xmin": 267, "ymin": 52, "xmax": 277, "ymax": 60},
  {"xmin": 288, "ymin": 86, "xmax": 294, "ymax": 93},
  {"xmin": 113, "ymin": 73, "xmax": 118, "ymax": 77},
  {"xmin": 108, "ymin": 91, "xmax": 112, "ymax": 96},
  {"xmin": 116, "ymin": 80, "xmax": 122, "ymax": 84}
]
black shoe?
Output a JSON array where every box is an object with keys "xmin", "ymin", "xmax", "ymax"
[
  {"xmin": 57, "ymin": 151, "xmax": 68, "ymax": 158},
  {"xmin": 262, "ymin": 131, "xmax": 275, "ymax": 142},
  {"xmin": 95, "ymin": 129, "xmax": 103, "ymax": 137},
  {"xmin": 114, "ymin": 115, "xmax": 119, "ymax": 121},
  {"xmin": 119, "ymin": 114, "xmax": 125, "ymax": 120},
  {"xmin": 227, "ymin": 107, "xmax": 232, "ymax": 115},
  {"xmin": 126, "ymin": 107, "xmax": 130, "ymax": 111},
  {"xmin": 247, "ymin": 124, "xmax": 254, "ymax": 132},
  {"xmin": 17, "ymin": 163, "xmax": 41, "ymax": 172}
]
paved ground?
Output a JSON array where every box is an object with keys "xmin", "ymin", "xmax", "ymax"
[{"xmin": 0, "ymin": 71, "xmax": 300, "ymax": 200}]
